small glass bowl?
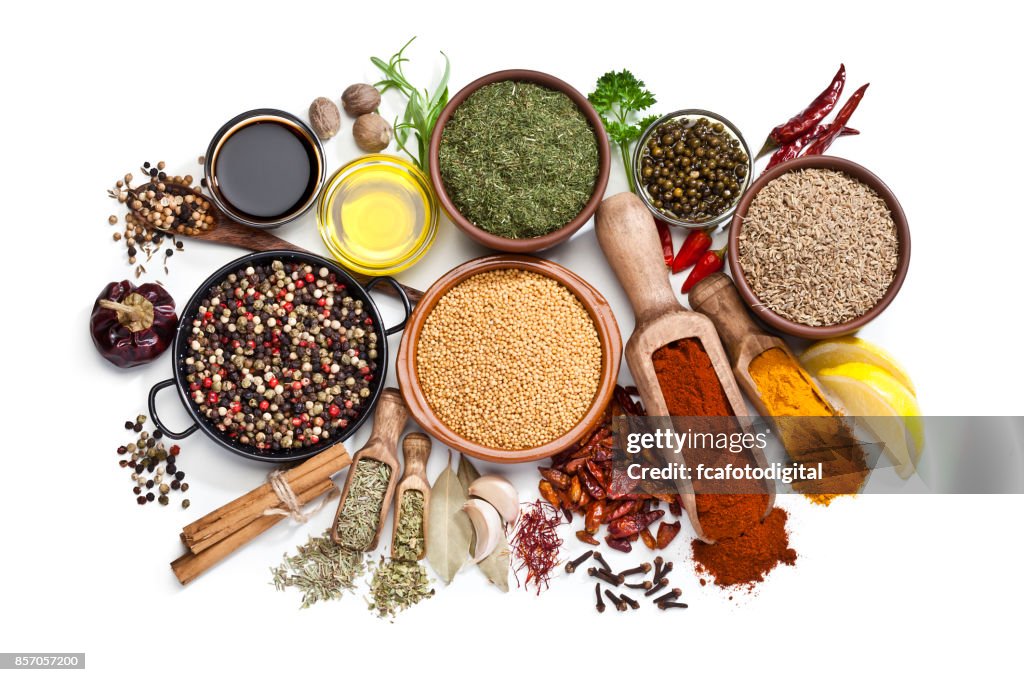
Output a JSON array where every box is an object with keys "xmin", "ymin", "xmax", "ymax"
[
  {"xmin": 632, "ymin": 109, "xmax": 753, "ymax": 230},
  {"xmin": 317, "ymin": 155, "xmax": 439, "ymax": 276}
]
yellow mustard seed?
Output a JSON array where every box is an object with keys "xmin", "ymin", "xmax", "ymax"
[{"xmin": 416, "ymin": 269, "xmax": 602, "ymax": 449}]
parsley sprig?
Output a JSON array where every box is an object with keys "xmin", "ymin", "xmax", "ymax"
[{"xmin": 588, "ymin": 70, "xmax": 659, "ymax": 193}]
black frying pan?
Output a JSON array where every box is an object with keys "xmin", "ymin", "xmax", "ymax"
[{"xmin": 148, "ymin": 250, "xmax": 411, "ymax": 463}]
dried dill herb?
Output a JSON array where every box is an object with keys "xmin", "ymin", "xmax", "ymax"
[
  {"xmin": 367, "ymin": 557, "xmax": 434, "ymax": 619},
  {"xmin": 393, "ymin": 490, "xmax": 425, "ymax": 561},
  {"xmin": 439, "ymin": 81, "xmax": 599, "ymax": 239},
  {"xmin": 336, "ymin": 459, "xmax": 392, "ymax": 550},
  {"xmin": 271, "ymin": 530, "xmax": 366, "ymax": 609}
]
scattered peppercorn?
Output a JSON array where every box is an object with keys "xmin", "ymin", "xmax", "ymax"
[{"xmin": 115, "ymin": 414, "xmax": 191, "ymax": 508}]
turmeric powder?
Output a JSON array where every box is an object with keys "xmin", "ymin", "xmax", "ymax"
[{"xmin": 748, "ymin": 348, "xmax": 866, "ymax": 505}]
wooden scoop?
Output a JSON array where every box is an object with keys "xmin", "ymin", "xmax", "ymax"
[
  {"xmin": 125, "ymin": 180, "xmax": 423, "ymax": 305},
  {"xmin": 594, "ymin": 193, "xmax": 773, "ymax": 541},
  {"xmin": 688, "ymin": 272, "xmax": 796, "ymax": 418},
  {"xmin": 330, "ymin": 388, "xmax": 409, "ymax": 550},
  {"xmin": 391, "ymin": 433, "xmax": 432, "ymax": 560}
]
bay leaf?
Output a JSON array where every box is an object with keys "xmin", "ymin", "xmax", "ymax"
[
  {"xmin": 427, "ymin": 453, "xmax": 472, "ymax": 584},
  {"xmin": 458, "ymin": 453, "xmax": 509, "ymax": 592},
  {"xmin": 457, "ymin": 452, "xmax": 481, "ymax": 493}
]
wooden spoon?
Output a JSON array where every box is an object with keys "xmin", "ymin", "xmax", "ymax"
[
  {"xmin": 594, "ymin": 193, "xmax": 774, "ymax": 542},
  {"xmin": 125, "ymin": 180, "xmax": 423, "ymax": 305},
  {"xmin": 391, "ymin": 433, "xmax": 432, "ymax": 560},
  {"xmin": 330, "ymin": 388, "xmax": 409, "ymax": 551}
]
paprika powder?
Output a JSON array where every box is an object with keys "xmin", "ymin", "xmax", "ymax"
[{"xmin": 651, "ymin": 337, "xmax": 796, "ymax": 588}]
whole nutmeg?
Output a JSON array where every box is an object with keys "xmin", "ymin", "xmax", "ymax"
[
  {"xmin": 342, "ymin": 83, "xmax": 381, "ymax": 117},
  {"xmin": 309, "ymin": 97, "xmax": 341, "ymax": 140},
  {"xmin": 353, "ymin": 113, "xmax": 391, "ymax": 153}
]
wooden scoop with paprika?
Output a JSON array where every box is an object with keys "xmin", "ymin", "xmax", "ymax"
[{"xmin": 594, "ymin": 193, "xmax": 774, "ymax": 541}]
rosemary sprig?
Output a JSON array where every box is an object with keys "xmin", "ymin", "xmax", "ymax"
[{"xmin": 371, "ymin": 37, "xmax": 450, "ymax": 174}]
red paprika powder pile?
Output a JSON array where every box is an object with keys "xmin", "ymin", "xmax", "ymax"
[{"xmin": 652, "ymin": 337, "xmax": 796, "ymax": 588}]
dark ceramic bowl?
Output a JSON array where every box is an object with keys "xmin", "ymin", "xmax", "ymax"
[
  {"xmin": 203, "ymin": 109, "xmax": 326, "ymax": 230},
  {"xmin": 728, "ymin": 155, "xmax": 911, "ymax": 339},
  {"xmin": 428, "ymin": 70, "xmax": 611, "ymax": 253},
  {"xmin": 147, "ymin": 250, "xmax": 411, "ymax": 463}
]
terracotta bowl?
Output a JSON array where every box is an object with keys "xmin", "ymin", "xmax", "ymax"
[
  {"xmin": 428, "ymin": 69, "xmax": 611, "ymax": 253},
  {"xmin": 728, "ymin": 155, "xmax": 911, "ymax": 339},
  {"xmin": 396, "ymin": 255, "xmax": 622, "ymax": 463}
]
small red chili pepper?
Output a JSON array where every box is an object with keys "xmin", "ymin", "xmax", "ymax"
[
  {"xmin": 759, "ymin": 64, "xmax": 846, "ymax": 157},
  {"xmin": 655, "ymin": 218, "xmax": 673, "ymax": 268},
  {"xmin": 605, "ymin": 536, "xmax": 632, "ymax": 553},
  {"xmin": 671, "ymin": 228, "xmax": 713, "ymax": 274},
  {"xmin": 804, "ymin": 83, "xmax": 869, "ymax": 156},
  {"xmin": 576, "ymin": 530, "xmax": 600, "ymax": 546},
  {"xmin": 681, "ymin": 246, "xmax": 727, "ymax": 293},
  {"xmin": 640, "ymin": 527, "xmax": 658, "ymax": 550}
]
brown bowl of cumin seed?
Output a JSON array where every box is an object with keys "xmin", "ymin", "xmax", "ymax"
[{"xmin": 728, "ymin": 156, "xmax": 910, "ymax": 339}]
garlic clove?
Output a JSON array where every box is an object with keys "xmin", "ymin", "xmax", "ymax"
[
  {"xmin": 468, "ymin": 475, "xmax": 520, "ymax": 525},
  {"xmin": 463, "ymin": 499, "xmax": 503, "ymax": 564}
]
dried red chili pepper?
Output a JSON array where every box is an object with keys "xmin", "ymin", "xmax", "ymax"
[
  {"xmin": 585, "ymin": 459, "xmax": 609, "ymax": 489},
  {"xmin": 564, "ymin": 457, "xmax": 589, "ymax": 474},
  {"xmin": 606, "ymin": 500, "xmax": 634, "ymax": 522},
  {"xmin": 586, "ymin": 500, "xmax": 607, "ymax": 533},
  {"xmin": 568, "ymin": 475, "xmax": 582, "ymax": 503},
  {"xmin": 538, "ymin": 467, "xmax": 570, "ymax": 490},
  {"xmin": 640, "ymin": 527, "xmax": 658, "ymax": 550},
  {"xmin": 765, "ymin": 125, "xmax": 859, "ymax": 170},
  {"xmin": 759, "ymin": 64, "xmax": 846, "ymax": 157},
  {"xmin": 576, "ymin": 530, "xmax": 600, "ymax": 546},
  {"xmin": 671, "ymin": 228, "xmax": 713, "ymax": 274},
  {"xmin": 538, "ymin": 480, "xmax": 561, "ymax": 509},
  {"xmin": 669, "ymin": 498, "xmax": 682, "ymax": 516},
  {"xmin": 608, "ymin": 510, "xmax": 665, "ymax": 539},
  {"xmin": 681, "ymin": 246, "xmax": 726, "ymax": 293},
  {"xmin": 605, "ymin": 536, "xmax": 632, "ymax": 553},
  {"xmin": 578, "ymin": 489, "xmax": 591, "ymax": 508},
  {"xmin": 655, "ymin": 218, "xmax": 673, "ymax": 267},
  {"xmin": 580, "ymin": 470, "xmax": 607, "ymax": 500},
  {"xmin": 804, "ymin": 83, "xmax": 869, "ymax": 156},
  {"xmin": 655, "ymin": 521, "xmax": 682, "ymax": 549}
]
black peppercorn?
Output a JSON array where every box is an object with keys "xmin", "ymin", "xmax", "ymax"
[
  {"xmin": 175, "ymin": 471, "xmax": 185, "ymax": 481},
  {"xmin": 135, "ymin": 464, "xmax": 144, "ymax": 474},
  {"xmin": 166, "ymin": 464, "xmax": 177, "ymax": 475},
  {"xmin": 125, "ymin": 421, "xmax": 134, "ymax": 430},
  {"xmin": 133, "ymin": 486, "xmax": 142, "ymax": 495},
  {"xmin": 117, "ymin": 446, "xmax": 127, "ymax": 455},
  {"xmin": 146, "ymin": 492, "xmax": 155, "ymax": 502},
  {"xmin": 133, "ymin": 422, "xmax": 142, "ymax": 432},
  {"xmin": 137, "ymin": 496, "xmax": 147, "ymax": 505},
  {"xmin": 146, "ymin": 480, "xmax": 154, "ymax": 489},
  {"xmin": 170, "ymin": 480, "xmax": 180, "ymax": 490}
]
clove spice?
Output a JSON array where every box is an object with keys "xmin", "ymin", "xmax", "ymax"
[
  {"xmin": 595, "ymin": 583, "xmax": 606, "ymax": 613},
  {"xmin": 653, "ymin": 588, "xmax": 682, "ymax": 605},
  {"xmin": 566, "ymin": 550, "xmax": 594, "ymax": 574},
  {"xmin": 604, "ymin": 590, "xmax": 627, "ymax": 612},
  {"xmin": 620, "ymin": 593, "xmax": 640, "ymax": 610},
  {"xmin": 589, "ymin": 567, "xmax": 624, "ymax": 587}
]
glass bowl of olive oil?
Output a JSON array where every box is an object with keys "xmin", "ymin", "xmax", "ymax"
[{"xmin": 317, "ymin": 155, "xmax": 439, "ymax": 276}]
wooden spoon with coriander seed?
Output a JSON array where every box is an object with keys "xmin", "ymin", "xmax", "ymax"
[
  {"xmin": 594, "ymin": 192, "xmax": 775, "ymax": 543},
  {"xmin": 124, "ymin": 178, "xmax": 423, "ymax": 305},
  {"xmin": 391, "ymin": 433, "xmax": 432, "ymax": 561},
  {"xmin": 330, "ymin": 388, "xmax": 408, "ymax": 551}
]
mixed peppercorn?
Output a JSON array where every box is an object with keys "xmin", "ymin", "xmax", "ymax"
[
  {"xmin": 183, "ymin": 259, "xmax": 378, "ymax": 452},
  {"xmin": 117, "ymin": 414, "xmax": 190, "ymax": 508}
]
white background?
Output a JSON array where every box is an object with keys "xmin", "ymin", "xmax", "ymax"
[{"xmin": 2, "ymin": 0, "xmax": 1023, "ymax": 679}]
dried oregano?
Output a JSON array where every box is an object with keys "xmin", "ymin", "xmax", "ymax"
[
  {"xmin": 367, "ymin": 557, "xmax": 434, "ymax": 619},
  {"xmin": 438, "ymin": 81, "xmax": 599, "ymax": 239},
  {"xmin": 393, "ymin": 490, "xmax": 425, "ymax": 561}
]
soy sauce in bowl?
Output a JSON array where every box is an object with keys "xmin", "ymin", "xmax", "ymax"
[{"xmin": 204, "ymin": 109, "xmax": 325, "ymax": 229}]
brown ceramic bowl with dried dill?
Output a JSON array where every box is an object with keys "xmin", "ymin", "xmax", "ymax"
[
  {"xmin": 428, "ymin": 70, "xmax": 611, "ymax": 253},
  {"xmin": 396, "ymin": 255, "xmax": 622, "ymax": 463},
  {"xmin": 728, "ymin": 156, "xmax": 911, "ymax": 339}
]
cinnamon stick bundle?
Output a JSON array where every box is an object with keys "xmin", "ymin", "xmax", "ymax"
[
  {"xmin": 182, "ymin": 443, "xmax": 350, "ymax": 554},
  {"xmin": 172, "ymin": 442, "xmax": 351, "ymax": 585}
]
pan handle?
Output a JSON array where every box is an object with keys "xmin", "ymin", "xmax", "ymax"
[
  {"xmin": 148, "ymin": 378, "xmax": 199, "ymax": 440},
  {"xmin": 364, "ymin": 276, "xmax": 412, "ymax": 336}
]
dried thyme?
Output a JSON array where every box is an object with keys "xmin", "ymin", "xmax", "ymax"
[
  {"xmin": 367, "ymin": 557, "xmax": 434, "ymax": 619},
  {"xmin": 271, "ymin": 531, "xmax": 366, "ymax": 608},
  {"xmin": 336, "ymin": 459, "xmax": 392, "ymax": 550},
  {"xmin": 393, "ymin": 490, "xmax": 425, "ymax": 561},
  {"xmin": 438, "ymin": 80, "xmax": 599, "ymax": 239}
]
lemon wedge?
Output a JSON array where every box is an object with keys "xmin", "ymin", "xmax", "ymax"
[
  {"xmin": 801, "ymin": 337, "xmax": 916, "ymax": 396},
  {"xmin": 815, "ymin": 362, "xmax": 924, "ymax": 479}
]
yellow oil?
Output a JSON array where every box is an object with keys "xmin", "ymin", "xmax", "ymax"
[{"xmin": 322, "ymin": 162, "xmax": 430, "ymax": 272}]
